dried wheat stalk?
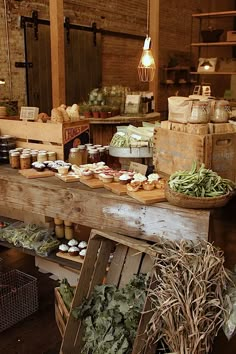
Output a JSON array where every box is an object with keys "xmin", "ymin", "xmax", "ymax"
[{"xmin": 144, "ymin": 239, "xmax": 230, "ymax": 354}]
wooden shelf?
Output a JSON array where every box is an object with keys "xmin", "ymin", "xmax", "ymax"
[
  {"xmin": 162, "ymin": 66, "xmax": 189, "ymax": 71},
  {"xmin": 192, "ymin": 11, "xmax": 236, "ymax": 19},
  {"xmin": 191, "ymin": 42, "xmax": 236, "ymax": 47},
  {"xmin": 0, "ymin": 239, "xmax": 82, "ymax": 271},
  {"xmin": 190, "ymin": 71, "xmax": 236, "ymax": 75}
]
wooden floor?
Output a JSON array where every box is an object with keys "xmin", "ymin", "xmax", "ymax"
[{"xmin": 0, "ymin": 247, "xmax": 61, "ymax": 354}]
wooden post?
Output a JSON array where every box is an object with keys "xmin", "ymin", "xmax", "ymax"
[
  {"xmin": 49, "ymin": 0, "xmax": 66, "ymax": 107},
  {"xmin": 149, "ymin": 0, "xmax": 159, "ymax": 112}
]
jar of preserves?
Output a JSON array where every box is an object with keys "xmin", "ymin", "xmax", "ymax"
[
  {"xmin": 188, "ymin": 100, "xmax": 210, "ymax": 124},
  {"xmin": 37, "ymin": 152, "xmax": 47, "ymax": 163},
  {"xmin": 10, "ymin": 151, "xmax": 20, "ymax": 169},
  {"xmin": 31, "ymin": 152, "xmax": 38, "ymax": 163},
  {"xmin": 68, "ymin": 147, "xmax": 81, "ymax": 165},
  {"xmin": 87, "ymin": 149, "xmax": 100, "ymax": 164},
  {"xmin": 78, "ymin": 145, "xmax": 86, "ymax": 165},
  {"xmin": 55, "ymin": 224, "xmax": 64, "ymax": 239},
  {"xmin": 98, "ymin": 147, "xmax": 106, "ymax": 163},
  {"xmin": 47, "ymin": 151, "xmax": 57, "ymax": 161},
  {"xmin": 20, "ymin": 153, "xmax": 31, "ymax": 169},
  {"xmin": 65, "ymin": 225, "xmax": 73, "ymax": 240},
  {"xmin": 211, "ymin": 100, "xmax": 230, "ymax": 123}
]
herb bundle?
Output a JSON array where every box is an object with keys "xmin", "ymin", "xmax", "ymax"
[
  {"xmin": 145, "ymin": 239, "xmax": 230, "ymax": 354},
  {"xmin": 72, "ymin": 274, "xmax": 148, "ymax": 354}
]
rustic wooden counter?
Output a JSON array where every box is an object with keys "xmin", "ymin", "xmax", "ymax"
[{"xmin": 0, "ymin": 165, "xmax": 235, "ymax": 268}]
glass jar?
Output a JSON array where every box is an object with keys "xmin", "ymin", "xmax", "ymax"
[
  {"xmin": 47, "ymin": 151, "xmax": 57, "ymax": 161},
  {"xmin": 87, "ymin": 149, "xmax": 100, "ymax": 164},
  {"xmin": 98, "ymin": 147, "xmax": 106, "ymax": 163},
  {"xmin": 37, "ymin": 152, "xmax": 47, "ymax": 163},
  {"xmin": 20, "ymin": 153, "xmax": 31, "ymax": 169},
  {"xmin": 55, "ymin": 224, "xmax": 64, "ymax": 239},
  {"xmin": 68, "ymin": 147, "xmax": 81, "ymax": 166},
  {"xmin": 65, "ymin": 225, "xmax": 73, "ymax": 240},
  {"xmin": 211, "ymin": 100, "xmax": 230, "ymax": 123},
  {"xmin": 31, "ymin": 152, "xmax": 38, "ymax": 163},
  {"xmin": 188, "ymin": 100, "xmax": 210, "ymax": 124},
  {"xmin": 78, "ymin": 145, "xmax": 86, "ymax": 165},
  {"xmin": 10, "ymin": 151, "xmax": 20, "ymax": 169}
]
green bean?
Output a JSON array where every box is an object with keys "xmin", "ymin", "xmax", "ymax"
[{"xmin": 169, "ymin": 163, "xmax": 235, "ymax": 198}]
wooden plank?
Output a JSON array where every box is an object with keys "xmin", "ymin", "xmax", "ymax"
[
  {"xmin": 18, "ymin": 169, "xmax": 55, "ymax": 179},
  {"xmin": 119, "ymin": 247, "xmax": 143, "ymax": 288},
  {"xmin": 79, "ymin": 177, "xmax": 104, "ymax": 189},
  {"xmin": 104, "ymin": 182, "xmax": 127, "ymax": 195},
  {"xmin": 61, "ymin": 238, "xmax": 102, "ymax": 354},
  {"xmin": 106, "ymin": 244, "xmax": 129, "ymax": 286},
  {"xmin": 149, "ymin": 0, "xmax": 159, "ymax": 112},
  {"xmin": 56, "ymin": 252, "xmax": 84, "ymax": 264},
  {"xmin": 49, "ymin": 0, "xmax": 66, "ymax": 107},
  {"xmin": 139, "ymin": 253, "xmax": 154, "ymax": 275},
  {"xmin": 192, "ymin": 10, "xmax": 236, "ymax": 18},
  {"xmin": 127, "ymin": 188, "xmax": 166, "ymax": 205},
  {"xmin": 90, "ymin": 229, "xmax": 156, "ymax": 257},
  {"xmin": 55, "ymin": 173, "xmax": 80, "ymax": 183}
]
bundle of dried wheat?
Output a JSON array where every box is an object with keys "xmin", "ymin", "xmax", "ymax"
[{"xmin": 145, "ymin": 239, "xmax": 230, "ymax": 354}]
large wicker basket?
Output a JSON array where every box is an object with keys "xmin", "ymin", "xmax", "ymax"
[{"xmin": 165, "ymin": 184, "xmax": 233, "ymax": 209}]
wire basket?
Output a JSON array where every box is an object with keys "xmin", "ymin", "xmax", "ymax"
[{"xmin": 0, "ymin": 269, "xmax": 38, "ymax": 332}]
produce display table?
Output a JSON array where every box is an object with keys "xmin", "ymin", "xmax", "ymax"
[
  {"xmin": 86, "ymin": 112, "xmax": 160, "ymax": 145},
  {"xmin": 0, "ymin": 165, "xmax": 235, "ymax": 268}
]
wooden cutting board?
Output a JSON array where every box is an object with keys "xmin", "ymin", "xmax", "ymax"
[
  {"xmin": 55, "ymin": 173, "xmax": 80, "ymax": 182},
  {"xmin": 104, "ymin": 182, "xmax": 127, "ymax": 195},
  {"xmin": 19, "ymin": 168, "xmax": 55, "ymax": 179},
  {"xmin": 127, "ymin": 188, "xmax": 166, "ymax": 204},
  {"xmin": 56, "ymin": 251, "xmax": 84, "ymax": 264},
  {"xmin": 79, "ymin": 177, "xmax": 104, "ymax": 189}
]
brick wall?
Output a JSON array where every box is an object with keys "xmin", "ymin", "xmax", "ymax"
[{"xmin": 0, "ymin": 0, "xmax": 235, "ymax": 113}]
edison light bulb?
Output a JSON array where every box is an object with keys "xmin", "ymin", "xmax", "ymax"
[
  {"xmin": 141, "ymin": 50, "xmax": 154, "ymax": 68},
  {"xmin": 204, "ymin": 63, "xmax": 210, "ymax": 70}
]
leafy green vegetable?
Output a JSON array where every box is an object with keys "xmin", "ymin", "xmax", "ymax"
[
  {"xmin": 72, "ymin": 274, "xmax": 148, "ymax": 354},
  {"xmin": 59, "ymin": 278, "xmax": 75, "ymax": 310}
]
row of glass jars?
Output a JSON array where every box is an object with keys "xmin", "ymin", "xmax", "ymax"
[
  {"xmin": 188, "ymin": 99, "xmax": 231, "ymax": 124},
  {"xmin": 9, "ymin": 148, "xmax": 57, "ymax": 169},
  {"xmin": 68, "ymin": 144, "xmax": 110, "ymax": 166}
]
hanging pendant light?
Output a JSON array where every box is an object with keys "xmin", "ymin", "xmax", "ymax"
[{"xmin": 138, "ymin": 0, "xmax": 156, "ymax": 82}]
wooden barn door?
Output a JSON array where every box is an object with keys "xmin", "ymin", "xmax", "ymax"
[
  {"xmin": 25, "ymin": 23, "xmax": 52, "ymax": 115},
  {"xmin": 24, "ymin": 19, "xmax": 102, "ymax": 114},
  {"xmin": 65, "ymin": 29, "xmax": 102, "ymax": 105}
]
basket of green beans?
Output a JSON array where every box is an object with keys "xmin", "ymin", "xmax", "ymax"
[{"xmin": 165, "ymin": 163, "xmax": 235, "ymax": 209}]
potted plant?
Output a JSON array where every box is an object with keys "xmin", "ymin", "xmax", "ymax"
[
  {"xmin": 91, "ymin": 105, "xmax": 101, "ymax": 118},
  {"xmin": 100, "ymin": 105, "xmax": 110, "ymax": 118},
  {"xmin": 79, "ymin": 104, "xmax": 92, "ymax": 118}
]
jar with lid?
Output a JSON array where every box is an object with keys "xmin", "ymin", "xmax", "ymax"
[
  {"xmin": 211, "ymin": 100, "xmax": 230, "ymax": 123},
  {"xmin": 37, "ymin": 152, "xmax": 47, "ymax": 163},
  {"xmin": 188, "ymin": 100, "xmax": 210, "ymax": 124},
  {"xmin": 68, "ymin": 147, "xmax": 81, "ymax": 165},
  {"xmin": 65, "ymin": 225, "xmax": 73, "ymax": 240},
  {"xmin": 31, "ymin": 152, "xmax": 38, "ymax": 163},
  {"xmin": 98, "ymin": 147, "xmax": 106, "ymax": 163},
  {"xmin": 20, "ymin": 153, "xmax": 31, "ymax": 169},
  {"xmin": 10, "ymin": 151, "xmax": 20, "ymax": 169},
  {"xmin": 55, "ymin": 224, "xmax": 64, "ymax": 239},
  {"xmin": 47, "ymin": 151, "xmax": 57, "ymax": 161},
  {"xmin": 78, "ymin": 145, "xmax": 86, "ymax": 165},
  {"xmin": 87, "ymin": 149, "xmax": 100, "ymax": 164}
]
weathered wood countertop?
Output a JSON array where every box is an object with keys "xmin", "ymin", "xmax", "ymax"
[{"xmin": 0, "ymin": 165, "xmax": 211, "ymax": 242}]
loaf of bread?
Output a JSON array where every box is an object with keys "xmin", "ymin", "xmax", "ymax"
[
  {"xmin": 36, "ymin": 112, "xmax": 50, "ymax": 123},
  {"xmin": 51, "ymin": 108, "xmax": 64, "ymax": 123}
]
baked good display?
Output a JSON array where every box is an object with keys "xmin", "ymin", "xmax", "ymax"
[
  {"xmin": 57, "ymin": 166, "xmax": 69, "ymax": 175},
  {"xmin": 127, "ymin": 181, "xmax": 141, "ymax": 192},
  {"xmin": 142, "ymin": 181, "xmax": 155, "ymax": 191},
  {"xmin": 133, "ymin": 173, "xmax": 147, "ymax": 183},
  {"xmin": 68, "ymin": 246, "xmax": 80, "ymax": 256},
  {"xmin": 79, "ymin": 248, "xmax": 87, "ymax": 259},
  {"xmin": 99, "ymin": 173, "xmax": 113, "ymax": 183},
  {"xmin": 32, "ymin": 162, "xmax": 46, "ymax": 172},
  {"xmin": 78, "ymin": 241, "xmax": 88, "ymax": 250},
  {"xmin": 68, "ymin": 238, "xmax": 79, "ymax": 247},
  {"xmin": 155, "ymin": 178, "xmax": 166, "ymax": 189},
  {"xmin": 59, "ymin": 244, "xmax": 69, "ymax": 253},
  {"xmin": 36, "ymin": 112, "xmax": 50, "ymax": 123},
  {"xmin": 119, "ymin": 173, "xmax": 132, "ymax": 185},
  {"xmin": 80, "ymin": 169, "xmax": 94, "ymax": 180}
]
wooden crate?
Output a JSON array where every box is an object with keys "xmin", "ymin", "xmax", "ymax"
[
  {"xmin": 0, "ymin": 119, "xmax": 89, "ymax": 160},
  {"xmin": 55, "ymin": 287, "xmax": 70, "ymax": 337},
  {"xmin": 60, "ymin": 229, "xmax": 157, "ymax": 354},
  {"xmin": 153, "ymin": 127, "xmax": 236, "ymax": 181}
]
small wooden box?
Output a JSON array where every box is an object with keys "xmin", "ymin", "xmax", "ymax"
[
  {"xmin": 0, "ymin": 119, "xmax": 89, "ymax": 160},
  {"xmin": 153, "ymin": 128, "xmax": 236, "ymax": 181}
]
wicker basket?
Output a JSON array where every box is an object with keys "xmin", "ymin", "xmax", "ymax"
[{"xmin": 165, "ymin": 184, "xmax": 233, "ymax": 209}]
